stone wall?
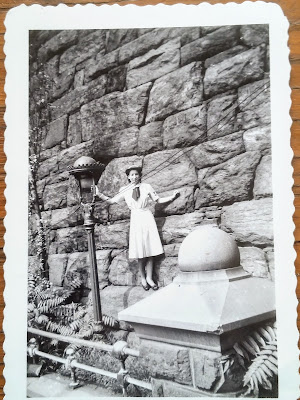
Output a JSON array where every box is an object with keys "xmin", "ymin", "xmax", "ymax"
[{"xmin": 29, "ymin": 25, "xmax": 272, "ymax": 323}]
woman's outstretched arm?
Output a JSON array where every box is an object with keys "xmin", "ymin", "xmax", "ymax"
[
  {"xmin": 94, "ymin": 186, "xmax": 119, "ymax": 204},
  {"xmin": 156, "ymin": 190, "xmax": 180, "ymax": 204}
]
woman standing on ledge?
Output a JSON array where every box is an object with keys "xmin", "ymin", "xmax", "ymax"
[{"xmin": 95, "ymin": 166, "xmax": 179, "ymax": 291}]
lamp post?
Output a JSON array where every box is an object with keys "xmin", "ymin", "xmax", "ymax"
[{"xmin": 68, "ymin": 156, "xmax": 105, "ymax": 323}]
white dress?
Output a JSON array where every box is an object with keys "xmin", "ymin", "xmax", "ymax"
[{"xmin": 113, "ymin": 182, "xmax": 164, "ymax": 259}]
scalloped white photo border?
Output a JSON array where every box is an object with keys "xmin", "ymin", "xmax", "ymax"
[{"xmin": 3, "ymin": 2, "xmax": 299, "ymax": 399}]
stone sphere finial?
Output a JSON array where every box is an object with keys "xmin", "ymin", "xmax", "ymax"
[{"xmin": 178, "ymin": 225, "xmax": 240, "ymax": 272}]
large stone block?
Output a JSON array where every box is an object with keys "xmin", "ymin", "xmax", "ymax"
[
  {"xmin": 240, "ymin": 25, "xmax": 269, "ymax": 47},
  {"xmin": 155, "ymin": 186, "xmax": 195, "ymax": 217},
  {"xmin": 204, "ymin": 45, "xmax": 247, "ymax": 69},
  {"xmin": 40, "ymin": 54, "xmax": 74, "ymax": 100},
  {"xmin": 98, "ymin": 155, "xmax": 143, "ymax": 197},
  {"xmin": 118, "ymin": 27, "xmax": 200, "ymax": 65},
  {"xmin": 204, "ymin": 47, "xmax": 265, "ymax": 98},
  {"xmin": 109, "ymin": 250, "xmax": 138, "ymax": 286},
  {"xmin": 146, "ymin": 62, "xmax": 203, "ymax": 123},
  {"xmin": 191, "ymin": 349, "xmax": 220, "ymax": 390},
  {"xmin": 48, "ymin": 254, "xmax": 69, "ymax": 286},
  {"xmin": 93, "ymin": 127, "xmax": 139, "ymax": 159},
  {"xmin": 126, "ymin": 39, "xmax": 181, "ymax": 89},
  {"xmin": 143, "ymin": 149, "xmax": 197, "ymax": 192},
  {"xmin": 221, "ymin": 198, "xmax": 273, "ymax": 246},
  {"xmin": 85, "ymin": 49, "xmax": 119, "ymax": 81},
  {"xmin": 237, "ymin": 77, "xmax": 270, "ymax": 130},
  {"xmin": 139, "ymin": 340, "xmax": 192, "ymax": 384},
  {"xmin": 49, "ymin": 205, "xmax": 82, "ymax": 229},
  {"xmin": 43, "ymin": 181, "xmax": 68, "ymax": 210},
  {"xmin": 243, "ymin": 125, "xmax": 271, "ymax": 155},
  {"xmin": 138, "ymin": 122, "xmax": 163, "ymax": 154},
  {"xmin": 59, "ymin": 30, "xmax": 107, "ymax": 73},
  {"xmin": 181, "ymin": 26, "xmax": 239, "ymax": 66},
  {"xmin": 44, "ymin": 116, "xmax": 68, "ymax": 149},
  {"xmin": 51, "ymin": 75, "xmax": 107, "ymax": 120},
  {"xmin": 162, "ymin": 105, "xmax": 206, "ymax": 149},
  {"xmin": 37, "ymin": 156, "xmax": 59, "ymax": 180},
  {"xmin": 188, "ymin": 131, "xmax": 245, "ymax": 169},
  {"xmin": 207, "ymin": 93, "xmax": 238, "ymax": 139},
  {"xmin": 239, "ymin": 247, "xmax": 269, "ymax": 278},
  {"xmin": 106, "ymin": 29, "xmax": 138, "ymax": 53},
  {"xmin": 50, "ymin": 225, "xmax": 87, "ymax": 254},
  {"xmin": 195, "ymin": 151, "xmax": 261, "ymax": 208},
  {"xmin": 65, "ymin": 249, "xmax": 111, "ymax": 290},
  {"xmin": 81, "ymin": 83, "xmax": 151, "ymax": 139},
  {"xmin": 95, "ymin": 220, "xmax": 130, "ymax": 249},
  {"xmin": 106, "ymin": 65, "xmax": 127, "ymax": 93},
  {"xmin": 157, "ymin": 211, "xmax": 205, "ymax": 244},
  {"xmin": 67, "ymin": 112, "xmax": 82, "ymax": 147},
  {"xmin": 253, "ymin": 155, "xmax": 272, "ymax": 199},
  {"xmin": 37, "ymin": 30, "xmax": 78, "ymax": 62}
]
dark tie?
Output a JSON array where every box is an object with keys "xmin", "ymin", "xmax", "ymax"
[{"xmin": 132, "ymin": 187, "xmax": 140, "ymax": 201}]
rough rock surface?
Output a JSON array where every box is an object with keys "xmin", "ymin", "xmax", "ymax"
[
  {"xmin": 207, "ymin": 93, "xmax": 238, "ymax": 139},
  {"xmin": 51, "ymin": 75, "xmax": 107, "ymax": 120},
  {"xmin": 204, "ymin": 45, "xmax": 247, "ymax": 69},
  {"xmin": 195, "ymin": 151, "xmax": 261, "ymax": 208},
  {"xmin": 146, "ymin": 62, "xmax": 203, "ymax": 123},
  {"xmin": 253, "ymin": 155, "xmax": 272, "ymax": 199},
  {"xmin": 239, "ymin": 246, "xmax": 269, "ymax": 278},
  {"xmin": 157, "ymin": 211, "xmax": 205, "ymax": 244},
  {"xmin": 138, "ymin": 122, "xmax": 163, "ymax": 154},
  {"xmin": 162, "ymin": 105, "xmax": 207, "ymax": 149},
  {"xmin": 48, "ymin": 254, "xmax": 69, "ymax": 286},
  {"xmin": 95, "ymin": 220, "xmax": 130, "ymax": 249},
  {"xmin": 44, "ymin": 116, "xmax": 68, "ymax": 149},
  {"xmin": 109, "ymin": 250, "xmax": 138, "ymax": 286},
  {"xmin": 140, "ymin": 340, "xmax": 192, "ymax": 384},
  {"xmin": 191, "ymin": 349, "xmax": 220, "ymax": 390},
  {"xmin": 143, "ymin": 149, "xmax": 197, "ymax": 192},
  {"xmin": 81, "ymin": 83, "xmax": 151, "ymax": 140},
  {"xmin": 243, "ymin": 126, "xmax": 271, "ymax": 154},
  {"xmin": 204, "ymin": 47, "xmax": 265, "ymax": 98},
  {"xmin": 240, "ymin": 25, "xmax": 269, "ymax": 47},
  {"xmin": 188, "ymin": 132, "xmax": 245, "ymax": 169},
  {"xmin": 59, "ymin": 31, "xmax": 107, "ymax": 73},
  {"xmin": 237, "ymin": 77, "xmax": 270, "ymax": 130},
  {"xmin": 221, "ymin": 198, "xmax": 273, "ymax": 245},
  {"xmin": 126, "ymin": 39, "xmax": 181, "ymax": 89},
  {"xmin": 181, "ymin": 26, "xmax": 239, "ymax": 66},
  {"xmin": 155, "ymin": 186, "xmax": 195, "ymax": 217}
]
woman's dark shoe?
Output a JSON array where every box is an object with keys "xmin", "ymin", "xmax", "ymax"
[{"xmin": 141, "ymin": 281, "xmax": 150, "ymax": 291}]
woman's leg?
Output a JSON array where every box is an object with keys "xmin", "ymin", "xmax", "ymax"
[
  {"xmin": 146, "ymin": 257, "xmax": 158, "ymax": 288},
  {"xmin": 138, "ymin": 258, "xmax": 148, "ymax": 288}
]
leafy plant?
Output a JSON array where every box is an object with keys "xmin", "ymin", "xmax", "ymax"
[{"xmin": 233, "ymin": 321, "xmax": 277, "ymax": 397}]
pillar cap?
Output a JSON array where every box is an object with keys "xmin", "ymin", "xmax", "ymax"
[{"xmin": 178, "ymin": 225, "xmax": 240, "ymax": 272}]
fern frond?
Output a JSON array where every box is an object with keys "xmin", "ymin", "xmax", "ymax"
[{"xmin": 243, "ymin": 337, "xmax": 278, "ymax": 393}]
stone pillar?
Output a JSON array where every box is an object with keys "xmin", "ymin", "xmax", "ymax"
[{"xmin": 119, "ymin": 225, "xmax": 275, "ymax": 397}]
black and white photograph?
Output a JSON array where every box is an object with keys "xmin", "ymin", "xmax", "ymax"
[{"xmin": 3, "ymin": 3, "xmax": 298, "ymax": 400}]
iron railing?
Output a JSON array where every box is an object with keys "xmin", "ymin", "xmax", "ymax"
[{"xmin": 27, "ymin": 327, "xmax": 152, "ymax": 396}]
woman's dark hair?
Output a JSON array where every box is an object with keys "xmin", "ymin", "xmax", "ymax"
[{"xmin": 127, "ymin": 168, "xmax": 142, "ymax": 182}]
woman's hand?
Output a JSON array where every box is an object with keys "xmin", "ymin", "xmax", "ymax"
[{"xmin": 173, "ymin": 190, "xmax": 180, "ymax": 200}]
